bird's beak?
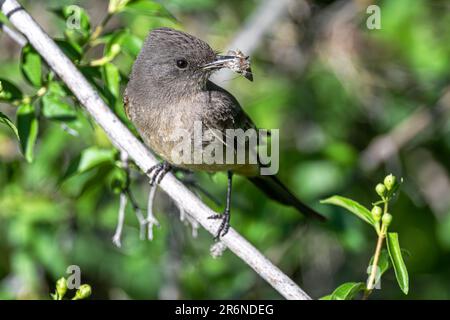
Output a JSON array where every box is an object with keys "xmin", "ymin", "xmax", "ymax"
[
  {"xmin": 201, "ymin": 54, "xmax": 253, "ymax": 82},
  {"xmin": 201, "ymin": 55, "xmax": 236, "ymax": 70}
]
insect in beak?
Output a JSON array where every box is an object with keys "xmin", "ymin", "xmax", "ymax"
[{"xmin": 201, "ymin": 51, "xmax": 253, "ymax": 82}]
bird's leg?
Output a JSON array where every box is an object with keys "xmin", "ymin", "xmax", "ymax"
[
  {"xmin": 208, "ymin": 171, "xmax": 233, "ymax": 239},
  {"xmin": 145, "ymin": 161, "xmax": 172, "ymax": 240},
  {"xmin": 147, "ymin": 161, "xmax": 172, "ymax": 186}
]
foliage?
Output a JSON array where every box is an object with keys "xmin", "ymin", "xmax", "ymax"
[
  {"xmin": 321, "ymin": 174, "xmax": 408, "ymax": 299},
  {"xmin": 0, "ymin": 0, "xmax": 450, "ymax": 299}
]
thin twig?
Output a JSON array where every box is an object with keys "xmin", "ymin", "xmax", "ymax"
[
  {"xmin": 1, "ymin": 0, "xmax": 312, "ymax": 300},
  {"xmin": 360, "ymin": 88, "xmax": 450, "ymax": 172},
  {"xmin": 212, "ymin": 0, "xmax": 293, "ymax": 85},
  {"xmin": 0, "ymin": 21, "xmax": 26, "ymax": 47},
  {"xmin": 364, "ymin": 200, "xmax": 388, "ymax": 299},
  {"xmin": 146, "ymin": 179, "xmax": 159, "ymax": 241},
  {"xmin": 112, "ymin": 192, "xmax": 128, "ymax": 247}
]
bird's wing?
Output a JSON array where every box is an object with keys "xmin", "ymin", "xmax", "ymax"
[
  {"xmin": 200, "ymin": 82, "xmax": 264, "ymax": 175},
  {"xmin": 203, "ymin": 81, "xmax": 257, "ymax": 133}
]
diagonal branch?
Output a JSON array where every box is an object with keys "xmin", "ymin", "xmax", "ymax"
[
  {"xmin": 212, "ymin": 0, "xmax": 294, "ymax": 85},
  {"xmin": 0, "ymin": 0, "xmax": 312, "ymax": 300},
  {"xmin": 360, "ymin": 88, "xmax": 450, "ymax": 171}
]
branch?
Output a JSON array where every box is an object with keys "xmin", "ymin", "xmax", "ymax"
[
  {"xmin": 360, "ymin": 88, "xmax": 450, "ymax": 171},
  {"xmin": 212, "ymin": 0, "xmax": 293, "ymax": 85},
  {"xmin": 0, "ymin": 19, "xmax": 26, "ymax": 47},
  {"xmin": 1, "ymin": 0, "xmax": 312, "ymax": 300}
]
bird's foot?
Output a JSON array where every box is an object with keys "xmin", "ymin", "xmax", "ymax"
[
  {"xmin": 208, "ymin": 209, "xmax": 231, "ymax": 240},
  {"xmin": 146, "ymin": 161, "xmax": 172, "ymax": 186}
]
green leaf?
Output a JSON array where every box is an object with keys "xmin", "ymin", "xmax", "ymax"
[
  {"xmin": 42, "ymin": 94, "xmax": 76, "ymax": 121},
  {"xmin": 330, "ymin": 282, "xmax": 366, "ymax": 300},
  {"xmin": 321, "ymin": 195, "xmax": 376, "ymax": 226},
  {"xmin": 0, "ymin": 111, "xmax": 19, "ymax": 139},
  {"xmin": 102, "ymin": 63, "xmax": 121, "ymax": 99},
  {"xmin": 0, "ymin": 79, "xmax": 23, "ymax": 101},
  {"xmin": 108, "ymin": 166, "xmax": 128, "ymax": 194},
  {"xmin": 63, "ymin": 147, "xmax": 117, "ymax": 181},
  {"xmin": 386, "ymin": 232, "xmax": 409, "ymax": 295},
  {"xmin": 319, "ymin": 295, "xmax": 332, "ymax": 300},
  {"xmin": 41, "ymin": 80, "xmax": 76, "ymax": 121},
  {"xmin": 78, "ymin": 147, "xmax": 117, "ymax": 173},
  {"xmin": 21, "ymin": 45, "xmax": 42, "ymax": 87},
  {"xmin": 124, "ymin": 0, "xmax": 175, "ymax": 20},
  {"xmin": 104, "ymin": 29, "xmax": 143, "ymax": 58},
  {"xmin": 16, "ymin": 103, "xmax": 39, "ymax": 163}
]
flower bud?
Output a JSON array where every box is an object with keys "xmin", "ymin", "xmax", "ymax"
[
  {"xmin": 56, "ymin": 277, "xmax": 67, "ymax": 299},
  {"xmin": 384, "ymin": 174, "xmax": 397, "ymax": 191},
  {"xmin": 371, "ymin": 206, "xmax": 382, "ymax": 221},
  {"xmin": 110, "ymin": 43, "xmax": 121, "ymax": 57},
  {"xmin": 73, "ymin": 284, "xmax": 92, "ymax": 300},
  {"xmin": 382, "ymin": 213, "xmax": 392, "ymax": 227},
  {"xmin": 375, "ymin": 183, "xmax": 386, "ymax": 197}
]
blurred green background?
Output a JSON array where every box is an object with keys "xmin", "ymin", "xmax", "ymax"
[{"xmin": 1, "ymin": 0, "xmax": 450, "ymax": 299}]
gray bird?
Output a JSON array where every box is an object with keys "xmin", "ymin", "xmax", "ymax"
[{"xmin": 124, "ymin": 27, "xmax": 325, "ymax": 238}]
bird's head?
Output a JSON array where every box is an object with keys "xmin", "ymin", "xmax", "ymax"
[{"xmin": 132, "ymin": 27, "xmax": 249, "ymax": 91}]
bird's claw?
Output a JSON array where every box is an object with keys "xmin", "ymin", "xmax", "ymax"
[
  {"xmin": 208, "ymin": 209, "xmax": 231, "ymax": 240},
  {"xmin": 146, "ymin": 161, "xmax": 172, "ymax": 186}
]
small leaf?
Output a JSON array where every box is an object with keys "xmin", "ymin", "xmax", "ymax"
[
  {"xmin": 319, "ymin": 295, "xmax": 332, "ymax": 300},
  {"xmin": 108, "ymin": 166, "xmax": 128, "ymax": 194},
  {"xmin": 124, "ymin": 0, "xmax": 175, "ymax": 20},
  {"xmin": 108, "ymin": 0, "xmax": 131, "ymax": 14},
  {"xmin": 0, "ymin": 79, "xmax": 23, "ymax": 101},
  {"xmin": 61, "ymin": 147, "xmax": 117, "ymax": 182},
  {"xmin": 330, "ymin": 282, "xmax": 366, "ymax": 300},
  {"xmin": 386, "ymin": 232, "xmax": 409, "ymax": 295},
  {"xmin": 16, "ymin": 103, "xmax": 39, "ymax": 163},
  {"xmin": 0, "ymin": 111, "xmax": 19, "ymax": 139},
  {"xmin": 321, "ymin": 195, "xmax": 376, "ymax": 226},
  {"xmin": 42, "ymin": 94, "xmax": 76, "ymax": 121},
  {"xmin": 104, "ymin": 29, "xmax": 143, "ymax": 58},
  {"xmin": 102, "ymin": 63, "xmax": 121, "ymax": 99},
  {"xmin": 120, "ymin": 33, "xmax": 143, "ymax": 58},
  {"xmin": 78, "ymin": 147, "xmax": 117, "ymax": 173},
  {"xmin": 21, "ymin": 45, "xmax": 42, "ymax": 87}
]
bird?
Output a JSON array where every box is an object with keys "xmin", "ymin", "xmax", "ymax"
[{"xmin": 124, "ymin": 27, "xmax": 325, "ymax": 239}]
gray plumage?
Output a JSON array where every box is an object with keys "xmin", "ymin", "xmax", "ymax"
[{"xmin": 124, "ymin": 27, "xmax": 325, "ymax": 221}]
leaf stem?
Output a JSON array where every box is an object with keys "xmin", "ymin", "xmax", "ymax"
[
  {"xmin": 364, "ymin": 199, "xmax": 389, "ymax": 299},
  {"xmin": 90, "ymin": 12, "xmax": 113, "ymax": 44}
]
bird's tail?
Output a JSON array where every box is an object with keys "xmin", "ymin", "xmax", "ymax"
[{"xmin": 248, "ymin": 175, "xmax": 326, "ymax": 221}]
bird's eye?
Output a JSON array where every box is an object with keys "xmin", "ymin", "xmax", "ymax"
[{"xmin": 176, "ymin": 58, "xmax": 188, "ymax": 69}]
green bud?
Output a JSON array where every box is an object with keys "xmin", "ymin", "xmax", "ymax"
[
  {"xmin": 375, "ymin": 183, "xmax": 386, "ymax": 197},
  {"xmin": 110, "ymin": 43, "xmax": 121, "ymax": 57},
  {"xmin": 382, "ymin": 213, "xmax": 393, "ymax": 227},
  {"xmin": 384, "ymin": 174, "xmax": 397, "ymax": 191},
  {"xmin": 371, "ymin": 206, "xmax": 382, "ymax": 221},
  {"xmin": 56, "ymin": 277, "xmax": 67, "ymax": 299},
  {"xmin": 73, "ymin": 284, "xmax": 92, "ymax": 300},
  {"xmin": 108, "ymin": 0, "xmax": 129, "ymax": 13}
]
